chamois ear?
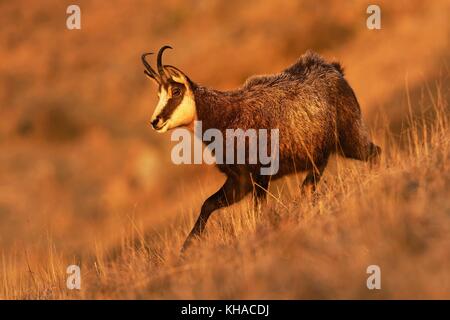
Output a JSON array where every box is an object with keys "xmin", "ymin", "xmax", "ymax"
[{"xmin": 164, "ymin": 65, "xmax": 190, "ymax": 85}]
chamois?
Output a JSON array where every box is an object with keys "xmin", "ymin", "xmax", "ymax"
[{"xmin": 142, "ymin": 46, "xmax": 381, "ymax": 252}]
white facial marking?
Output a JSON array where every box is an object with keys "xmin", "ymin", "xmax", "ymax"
[
  {"xmin": 150, "ymin": 82, "xmax": 196, "ymax": 133},
  {"xmin": 151, "ymin": 87, "xmax": 169, "ymax": 126},
  {"xmin": 168, "ymin": 92, "xmax": 196, "ymax": 130}
]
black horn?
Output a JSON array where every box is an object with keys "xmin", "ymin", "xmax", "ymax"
[
  {"xmin": 157, "ymin": 45, "xmax": 172, "ymax": 81},
  {"xmin": 142, "ymin": 52, "xmax": 160, "ymax": 83}
]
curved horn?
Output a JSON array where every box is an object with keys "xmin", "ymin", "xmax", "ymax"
[
  {"xmin": 157, "ymin": 45, "xmax": 172, "ymax": 81},
  {"xmin": 141, "ymin": 52, "xmax": 160, "ymax": 82}
]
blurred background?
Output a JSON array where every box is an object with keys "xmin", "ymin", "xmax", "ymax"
[{"xmin": 0, "ymin": 0, "xmax": 448, "ymax": 298}]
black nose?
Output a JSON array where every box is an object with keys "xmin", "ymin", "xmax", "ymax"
[{"xmin": 151, "ymin": 116, "xmax": 161, "ymax": 129}]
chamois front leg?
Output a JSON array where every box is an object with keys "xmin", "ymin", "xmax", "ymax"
[
  {"xmin": 301, "ymin": 158, "xmax": 329, "ymax": 195},
  {"xmin": 181, "ymin": 176, "xmax": 252, "ymax": 253}
]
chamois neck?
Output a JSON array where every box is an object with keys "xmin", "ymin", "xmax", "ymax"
[{"xmin": 192, "ymin": 84, "xmax": 241, "ymax": 131}]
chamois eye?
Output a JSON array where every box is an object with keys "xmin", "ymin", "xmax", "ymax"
[{"xmin": 172, "ymin": 88, "xmax": 181, "ymax": 97}]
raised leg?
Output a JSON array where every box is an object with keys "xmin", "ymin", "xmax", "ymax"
[
  {"xmin": 342, "ymin": 141, "xmax": 381, "ymax": 163},
  {"xmin": 337, "ymin": 115, "xmax": 381, "ymax": 164},
  {"xmin": 181, "ymin": 175, "xmax": 252, "ymax": 253}
]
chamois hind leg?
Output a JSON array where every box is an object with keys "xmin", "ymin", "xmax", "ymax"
[
  {"xmin": 181, "ymin": 175, "xmax": 252, "ymax": 253},
  {"xmin": 338, "ymin": 114, "xmax": 381, "ymax": 165},
  {"xmin": 301, "ymin": 158, "xmax": 329, "ymax": 195},
  {"xmin": 339, "ymin": 130, "xmax": 381, "ymax": 165},
  {"xmin": 343, "ymin": 141, "xmax": 381, "ymax": 165}
]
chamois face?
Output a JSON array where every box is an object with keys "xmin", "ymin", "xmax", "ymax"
[
  {"xmin": 150, "ymin": 66, "xmax": 196, "ymax": 133},
  {"xmin": 142, "ymin": 47, "xmax": 196, "ymax": 133}
]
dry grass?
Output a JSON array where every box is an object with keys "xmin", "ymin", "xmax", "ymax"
[
  {"xmin": 2, "ymin": 86, "xmax": 449, "ymax": 299},
  {"xmin": 0, "ymin": 0, "xmax": 449, "ymax": 299}
]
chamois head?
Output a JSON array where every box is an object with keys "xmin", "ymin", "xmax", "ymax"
[{"xmin": 142, "ymin": 46, "xmax": 196, "ymax": 133}]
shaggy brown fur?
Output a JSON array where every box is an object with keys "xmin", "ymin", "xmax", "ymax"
[{"xmin": 144, "ymin": 49, "xmax": 381, "ymax": 252}]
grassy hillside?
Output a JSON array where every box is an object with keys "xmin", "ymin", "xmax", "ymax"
[{"xmin": 0, "ymin": 0, "xmax": 448, "ymax": 299}]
